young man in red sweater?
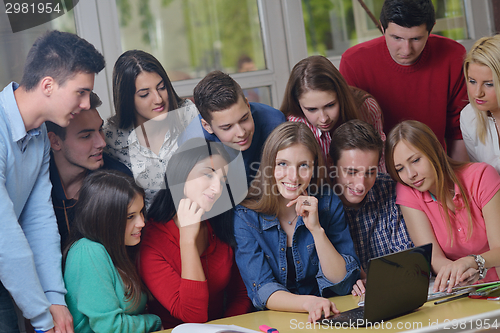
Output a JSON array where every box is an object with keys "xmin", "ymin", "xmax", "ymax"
[{"xmin": 339, "ymin": 0, "xmax": 469, "ymax": 161}]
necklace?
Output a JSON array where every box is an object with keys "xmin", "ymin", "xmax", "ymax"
[
  {"xmin": 488, "ymin": 112, "xmax": 500, "ymax": 146},
  {"xmin": 287, "ymin": 214, "xmax": 298, "ymax": 225},
  {"xmin": 489, "ymin": 111, "xmax": 500, "ymax": 132}
]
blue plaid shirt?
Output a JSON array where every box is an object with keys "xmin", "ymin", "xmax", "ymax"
[{"xmin": 344, "ymin": 173, "xmax": 414, "ymax": 271}]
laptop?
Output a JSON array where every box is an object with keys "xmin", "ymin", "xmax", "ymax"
[{"xmin": 322, "ymin": 243, "xmax": 432, "ymax": 327}]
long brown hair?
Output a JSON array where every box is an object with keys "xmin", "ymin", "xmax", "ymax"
[
  {"xmin": 280, "ymin": 55, "xmax": 360, "ymax": 124},
  {"xmin": 243, "ymin": 122, "xmax": 330, "ymax": 216},
  {"xmin": 63, "ymin": 170, "xmax": 147, "ymax": 310},
  {"xmin": 110, "ymin": 50, "xmax": 183, "ymax": 131},
  {"xmin": 385, "ymin": 120, "xmax": 472, "ymax": 245}
]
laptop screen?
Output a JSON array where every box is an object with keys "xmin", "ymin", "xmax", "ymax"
[{"xmin": 363, "ymin": 243, "xmax": 433, "ymax": 323}]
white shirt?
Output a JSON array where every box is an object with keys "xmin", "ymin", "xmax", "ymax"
[
  {"xmin": 104, "ymin": 99, "xmax": 198, "ymax": 205},
  {"xmin": 460, "ymin": 103, "xmax": 500, "ymax": 173}
]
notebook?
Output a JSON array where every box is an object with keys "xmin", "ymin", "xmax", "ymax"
[{"xmin": 322, "ymin": 243, "xmax": 432, "ymax": 327}]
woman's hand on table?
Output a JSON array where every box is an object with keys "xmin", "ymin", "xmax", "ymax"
[
  {"xmin": 302, "ymin": 295, "xmax": 339, "ymax": 323},
  {"xmin": 434, "ymin": 256, "xmax": 479, "ymax": 292}
]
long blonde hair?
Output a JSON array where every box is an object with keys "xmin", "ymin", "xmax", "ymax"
[
  {"xmin": 243, "ymin": 122, "xmax": 330, "ymax": 217},
  {"xmin": 464, "ymin": 34, "xmax": 500, "ymax": 144},
  {"xmin": 385, "ymin": 120, "xmax": 472, "ymax": 245}
]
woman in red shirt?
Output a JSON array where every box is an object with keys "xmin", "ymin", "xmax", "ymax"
[{"xmin": 139, "ymin": 138, "xmax": 251, "ymax": 329}]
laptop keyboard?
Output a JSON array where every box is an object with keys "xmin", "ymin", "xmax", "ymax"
[{"xmin": 322, "ymin": 307, "xmax": 365, "ymax": 326}]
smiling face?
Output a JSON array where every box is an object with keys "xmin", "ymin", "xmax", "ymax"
[
  {"xmin": 54, "ymin": 109, "xmax": 106, "ymax": 172},
  {"xmin": 383, "ymin": 22, "xmax": 429, "ymax": 66},
  {"xmin": 124, "ymin": 193, "xmax": 145, "ymax": 246},
  {"xmin": 299, "ymin": 89, "xmax": 340, "ymax": 132},
  {"xmin": 49, "ymin": 72, "xmax": 95, "ymax": 127},
  {"xmin": 393, "ymin": 140, "xmax": 436, "ymax": 194},
  {"xmin": 201, "ymin": 96, "xmax": 255, "ymax": 151},
  {"xmin": 183, "ymin": 154, "xmax": 228, "ymax": 212},
  {"xmin": 335, "ymin": 149, "xmax": 379, "ymax": 208},
  {"xmin": 467, "ymin": 63, "xmax": 500, "ymax": 115},
  {"xmin": 274, "ymin": 144, "xmax": 315, "ymax": 201},
  {"xmin": 134, "ymin": 71, "xmax": 170, "ymax": 126}
]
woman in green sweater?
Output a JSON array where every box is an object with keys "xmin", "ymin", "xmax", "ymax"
[{"xmin": 63, "ymin": 170, "xmax": 162, "ymax": 333}]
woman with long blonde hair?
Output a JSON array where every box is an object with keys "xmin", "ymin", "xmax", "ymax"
[{"xmin": 460, "ymin": 34, "xmax": 500, "ymax": 173}]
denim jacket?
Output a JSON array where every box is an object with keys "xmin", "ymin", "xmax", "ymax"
[{"xmin": 234, "ymin": 191, "xmax": 360, "ymax": 309}]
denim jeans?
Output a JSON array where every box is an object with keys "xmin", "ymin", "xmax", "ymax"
[{"xmin": 0, "ymin": 281, "xmax": 19, "ymax": 333}]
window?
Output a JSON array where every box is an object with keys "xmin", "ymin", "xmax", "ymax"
[
  {"xmin": 0, "ymin": 6, "xmax": 75, "ymax": 88},
  {"xmin": 90, "ymin": 0, "xmax": 289, "ymax": 115},
  {"xmin": 115, "ymin": 0, "xmax": 267, "ymax": 81}
]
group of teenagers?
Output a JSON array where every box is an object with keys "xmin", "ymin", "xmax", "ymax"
[{"xmin": 3, "ymin": 0, "xmax": 500, "ymax": 332}]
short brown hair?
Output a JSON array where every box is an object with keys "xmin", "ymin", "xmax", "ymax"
[
  {"xmin": 330, "ymin": 120, "xmax": 383, "ymax": 165},
  {"xmin": 193, "ymin": 71, "xmax": 246, "ymax": 124},
  {"xmin": 21, "ymin": 30, "xmax": 105, "ymax": 91}
]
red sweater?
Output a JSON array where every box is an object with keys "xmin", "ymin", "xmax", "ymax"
[
  {"xmin": 340, "ymin": 35, "xmax": 468, "ymax": 148},
  {"xmin": 139, "ymin": 219, "xmax": 251, "ymax": 329}
]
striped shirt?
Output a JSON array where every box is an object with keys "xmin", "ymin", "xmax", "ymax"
[{"xmin": 288, "ymin": 96, "xmax": 386, "ymax": 173}]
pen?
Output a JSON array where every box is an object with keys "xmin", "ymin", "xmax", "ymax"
[
  {"xmin": 259, "ymin": 324, "xmax": 279, "ymax": 333},
  {"xmin": 434, "ymin": 292, "xmax": 469, "ymax": 305}
]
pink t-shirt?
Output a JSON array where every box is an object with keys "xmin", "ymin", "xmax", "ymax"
[{"xmin": 396, "ymin": 162, "xmax": 500, "ymax": 282}]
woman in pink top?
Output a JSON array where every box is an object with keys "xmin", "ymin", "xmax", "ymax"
[
  {"xmin": 386, "ymin": 120, "xmax": 500, "ymax": 293},
  {"xmin": 280, "ymin": 55, "xmax": 386, "ymax": 172}
]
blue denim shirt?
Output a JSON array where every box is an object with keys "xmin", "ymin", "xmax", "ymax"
[
  {"xmin": 234, "ymin": 191, "xmax": 360, "ymax": 309},
  {"xmin": 0, "ymin": 82, "xmax": 66, "ymax": 331}
]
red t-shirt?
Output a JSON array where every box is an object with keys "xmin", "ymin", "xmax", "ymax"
[{"xmin": 139, "ymin": 219, "xmax": 251, "ymax": 329}]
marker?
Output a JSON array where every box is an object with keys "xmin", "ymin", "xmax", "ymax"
[
  {"xmin": 259, "ymin": 324, "xmax": 279, "ymax": 333},
  {"xmin": 469, "ymin": 285, "xmax": 500, "ymax": 299},
  {"xmin": 475, "ymin": 283, "xmax": 500, "ymax": 293}
]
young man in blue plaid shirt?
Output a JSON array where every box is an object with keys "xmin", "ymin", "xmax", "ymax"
[{"xmin": 329, "ymin": 120, "xmax": 413, "ymax": 295}]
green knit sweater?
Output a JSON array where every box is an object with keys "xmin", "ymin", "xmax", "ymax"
[{"xmin": 64, "ymin": 238, "xmax": 161, "ymax": 333}]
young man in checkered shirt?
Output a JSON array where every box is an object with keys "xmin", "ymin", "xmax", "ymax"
[{"xmin": 329, "ymin": 119, "xmax": 413, "ymax": 295}]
